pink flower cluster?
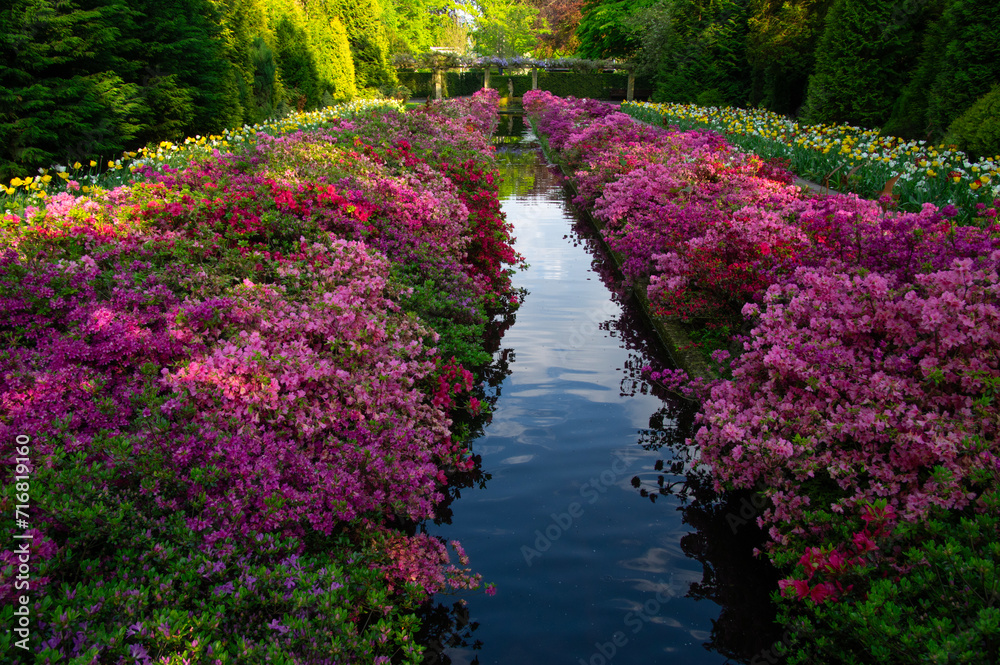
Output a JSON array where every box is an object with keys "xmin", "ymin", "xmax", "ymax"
[{"xmin": 525, "ymin": 90, "xmax": 1000, "ymax": 577}]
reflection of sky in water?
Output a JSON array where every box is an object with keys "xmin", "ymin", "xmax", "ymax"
[{"xmin": 427, "ymin": 132, "xmax": 728, "ymax": 665}]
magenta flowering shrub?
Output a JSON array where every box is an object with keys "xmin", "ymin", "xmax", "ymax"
[
  {"xmin": 1, "ymin": 91, "xmax": 514, "ymax": 661},
  {"xmin": 696, "ymin": 255, "xmax": 1000, "ymax": 536}
]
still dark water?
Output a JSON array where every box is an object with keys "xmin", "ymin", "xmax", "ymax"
[{"xmin": 419, "ymin": 115, "xmax": 780, "ymax": 665}]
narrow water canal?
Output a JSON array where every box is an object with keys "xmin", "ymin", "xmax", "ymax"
[{"xmin": 421, "ymin": 115, "xmax": 779, "ymax": 664}]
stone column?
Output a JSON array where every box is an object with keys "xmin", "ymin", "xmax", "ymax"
[
  {"xmin": 484, "ymin": 67, "xmax": 490, "ymax": 89},
  {"xmin": 627, "ymin": 71, "xmax": 635, "ymax": 102},
  {"xmin": 532, "ymin": 68, "xmax": 538, "ymax": 90},
  {"xmin": 434, "ymin": 68, "xmax": 443, "ymax": 101}
]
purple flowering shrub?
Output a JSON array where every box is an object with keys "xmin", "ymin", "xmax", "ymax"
[
  {"xmin": 526, "ymin": 91, "xmax": 1000, "ymax": 659},
  {"xmin": 1, "ymin": 91, "xmax": 513, "ymax": 661},
  {"xmin": 696, "ymin": 256, "xmax": 1000, "ymax": 540}
]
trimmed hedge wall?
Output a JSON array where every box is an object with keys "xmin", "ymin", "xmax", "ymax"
[{"xmin": 395, "ymin": 71, "xmax": 654, "ymax": 100}]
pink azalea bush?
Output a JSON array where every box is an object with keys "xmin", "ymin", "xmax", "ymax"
[
  {"xmin": 0, "ymin": 90, "xmax": 516, "ymax": 662},
  {"xmin": 525, "ymin": 90, "xmax": 1000, "ymax": 661}
]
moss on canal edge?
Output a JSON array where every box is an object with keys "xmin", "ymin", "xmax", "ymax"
[{"xmin": 526, "ymin": 117, "xmax": 718, "ymax": 383}]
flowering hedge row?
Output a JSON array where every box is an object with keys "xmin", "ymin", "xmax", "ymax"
[
  {"xmin": 0, "ymin": 89, "xmax": 516, "ymax": 662},
  {"xmin": 524, "ymin": 89, "xmax": 1000, "ymax": 663}
]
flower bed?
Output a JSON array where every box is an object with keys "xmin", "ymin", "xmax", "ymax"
[
  {"xmin": 0, "ymin": 89, "xmax": 519, "ymax": 662},
  {"xmin": 524, "ymin": 89, "xmax": 1000, "ymax": 664},
  {"xmin": 622, "ymin": 101, "xmax": 1000, "ymax": 224}
]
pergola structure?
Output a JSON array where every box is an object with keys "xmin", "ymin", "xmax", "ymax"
[{"xmin": 393, "ymin": 53, "xmax": 640, "ymax": 102}]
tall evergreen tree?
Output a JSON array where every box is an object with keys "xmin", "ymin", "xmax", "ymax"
[
  {"xmin": 0, "ymin": 0, "xmax": 143, "ymax": 178},
  {"xmin": 634, "ymin": 0, "xmax": 751, "ymax": 106},
  {"xmin": 329, "ymin": 0, "xmax": 396, "ymax": 89},
  {"xmin": 746, "ymin": 0, "xmax": 833, "ymax": 115},
  {"xmin": 576, "ymin": 0, "xmax": 656, "ymax": 59},
  {"xmin": 802, "ymin": 0, "xmax": 926, "ymax": 126},
  {"xmin": 925, "ymin": 0, "xmax": 1000, "ymax": 136}
]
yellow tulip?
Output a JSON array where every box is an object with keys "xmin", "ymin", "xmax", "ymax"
[
  {"xmin": 36, "ymin": 190, "xmax": 47, "ymax": 199},
  {"xmin": 73, "ymin": 161, "xmax": 82, "ymax": 170},
  {"xmin": 89, "ymin": 160, "xmax": 97, "ymax": 167},
  {"xmin": 108, "ymin": 161, "xmax": 115, "ymax": 168},
  {"xmin": 10, "ymin": 177, "xmax": 23, "ymax": 187},
  {"xmin": 41, "ymin": 174, "xmax": 52, "ymax": 183},
  {"xmin": 57, "ymin": 171, "xmax": 69, "ymax": 180},
  {"xmin": 4, "ymin": 186, "xmax": 14, "ymax": 195},
  {"xmin": 24, "ymin": 176, "xmax": 33, "ymax": 185}
]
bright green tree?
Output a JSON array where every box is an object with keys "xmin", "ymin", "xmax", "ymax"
[
  {"xmin": 382, "ymin": 0, "xmax": 460, "ymax": 54},
  {"xmin": 472, "ymin": 0, "xmax": 546, "ymax": 58},
  {"xmin": 329, "ymin": 0, "xmax": 396, "ymax": 89},
  {"xmin": 946, "ymin": 84, "xmax": 1000, "ymax": 159}
]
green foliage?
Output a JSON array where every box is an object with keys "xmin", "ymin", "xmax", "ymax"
[
  {"xmin": 924, "ymin": 0, "xmax": 1000, "ymax": 136},
  {"xmin": 274, "ymin": 14, "xmax": 321, "ymax": 110},
  {"xmin": 0, "ymin": 0, "xmax": 393, "ymax": 180},
  {"xmin": 330, "ymin": 0, "xmax": 397, "ymax": 89},
  {"xmin": 394, "ymin": 70, "xmax": 649, "ymax": 100},
  {"xmin": 946, "ymin": 84, "xmax": 1000, "ymax": 160},
  {"xmin": 306, "ymin": 9, "xmax": 357, "ymax": 103},
  {"xmin": 746, "ymin": 0, "xmax": 834, "ymax": 115},
  {"xmin": 802, "ymin": 0, "xmax": 928, "ymax": 126},
  {"xmin": 382, "ymin": 0, "xmax": 462, "ymax": 54},
  {"xmin": 576, "ymin": 0, "xmax": 656, "ymax": 58},
  {"xmin": 472, "ymin": 0, "xmax": 547, "ymax": 58},
  {"xmin": 779, "ymin": 511, "xmax": 1000, "ymax": 665},
  {"xmin": 448, "ymin": 71, "xmax": 487, "ymax": 96},
  {"xmin": 881, "ymin": 1, "xmax": 948, "ymax": 140},
  {"xmin": 635, "ymin": 0, "xmax": 752, "ymax": 106},
  {"xmin": 250, "ymin": 36, "xmax": 282, "ymax": 121},
  {"xmin": 0, "ymin": 0, "xmax": 141, "ymax": 179}
]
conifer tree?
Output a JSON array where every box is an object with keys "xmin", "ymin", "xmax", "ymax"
[
  {"xmin": 328, "ymin": 0, "xmax": 396, "ymax": 90},
  {"xmin": 0, "ymin": 0, "xmax": 142, "ymax": 178},
  {"xmin": 802, "ymin": 0, "xmax": 925, "ymax": 126}
]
